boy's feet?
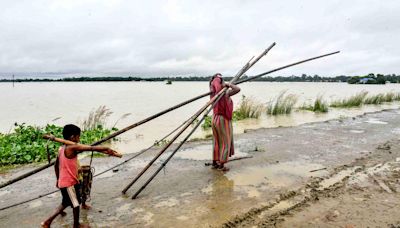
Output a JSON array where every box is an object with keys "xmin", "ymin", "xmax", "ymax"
[{"xmin": 82, "ymin": 203, "xmax": 91, "ymax": 210}]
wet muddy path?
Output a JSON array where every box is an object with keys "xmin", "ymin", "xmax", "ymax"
[{"xmin": 1, "ymin": 109, "xmax": 400, "ymax": 227}]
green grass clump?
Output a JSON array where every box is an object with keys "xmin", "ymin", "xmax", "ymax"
[
  {"xmin": 364, "ymin": 93, "xmax": 385, "ymax": 105},
  {"xmin": 300, "ymin": 96, "xmax": 329, "ymax": 113},
  {"xmin": 233, "ymin": 95, "xmax": 264, "ymax": 121},
  {"xmin": 330, "ymin": 91, "xmax": 368, "ymax": 108},
  {"xmin": 266, "ymin": 91, "xmax": 298, "ymax": 115}
]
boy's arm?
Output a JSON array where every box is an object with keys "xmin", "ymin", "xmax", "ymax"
[
  {"xmin": 43, "ymin": 135, "xmax": 122, "ymax": 158},
  {"xmin": 66, "ymin": 144, "xmax": 122, "ymax": 158},
  {"xmin": 70, "ymin": 144, "xmax": 120, "ymax": 156}
]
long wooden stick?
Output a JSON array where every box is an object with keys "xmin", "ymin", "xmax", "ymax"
[
  {"xmin": 121, "ymin": 43, "xmax": 276, "ymax": 194},
  {"xmin": 130, "ymin": 50, "xmax": 340, "ymax": 198},
  {"xmin": 42, "ymin": 135, "xmax": 122, "ymax": 158}
]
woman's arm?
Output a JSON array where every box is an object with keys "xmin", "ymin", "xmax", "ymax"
[{"xmin": 224, "ymin": 82, "xmax": 241, "ymax": 96}]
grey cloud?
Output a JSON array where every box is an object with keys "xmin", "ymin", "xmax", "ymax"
[{"xmin": 0, "ymin": 0, "xmax": 399, "ymax": 78}]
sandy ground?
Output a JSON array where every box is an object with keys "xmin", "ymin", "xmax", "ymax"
[{"xmin": 1, "ymin": 109, "xmax": 400, "ymax": 227}]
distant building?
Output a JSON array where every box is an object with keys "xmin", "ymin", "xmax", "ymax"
[{"xmin": 359, "ymin": 78, "xmax": 374, "ymax": 84}]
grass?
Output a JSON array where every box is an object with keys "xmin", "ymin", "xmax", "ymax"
[
  {"xmin": 0, "ymin": 106, "xmax": 119, "ymax": 165},
  {"xmin": 330, "ymin": 91, "xmax": 368, "ymax": 108},
  {"xmin": 81, "ymin": 105, "xmax": 113, "ymax": 131},
  {"xmin": 266, "ymin": 91, "xmax": 298, "ymax": 115},
  {"xmin": 300, "ymin": 96, "xmax": 329, "ymax": 113},
  {"xmin": 233, "ymin": 95, "xmax": 264, "ymax": 121}
]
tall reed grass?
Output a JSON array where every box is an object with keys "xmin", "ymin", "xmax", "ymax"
[
  {"xmin": 266, "ymin": 91, "xmax": 298, "ymax": 115},
  {"xmin": 300, "ymin": 96, "xmax": 329, "ymax": 112},
  {"xmin": 330, "ymin": 91, "xmax": 368, "ymax": 108},
  {"xmin": 81, "ymin": 105, "xmax": 113, "ymax": 130},
  {"xmin": 233, "ymin": 95, "xmax": 264, "ymax": 120}
]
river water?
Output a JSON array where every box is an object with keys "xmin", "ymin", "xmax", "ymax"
[{"xmin": 1, "ymin": 81, "xmax": 399, "ymax": 153}]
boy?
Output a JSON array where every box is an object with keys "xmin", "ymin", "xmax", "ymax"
[{"xmin": 41, "ymin": 124, "xmax": 120, "ymax": 228}]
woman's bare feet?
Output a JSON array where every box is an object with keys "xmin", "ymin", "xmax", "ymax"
[{"xmin": 218, "ymin": 165, "xmax": 229, "ymax": 172}]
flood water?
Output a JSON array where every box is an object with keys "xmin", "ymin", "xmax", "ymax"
[{"xmin": 1, "ymin": 81, "xmax": 400, "ymax": 153}]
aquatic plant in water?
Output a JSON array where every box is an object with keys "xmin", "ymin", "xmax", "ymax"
[
  {"xmin": 330, "ymin": 91, "xmax": 368, "ymax": 108},
  {"xmin": 233, "ymin": 95, "xmax": 265, "ymax": 121},
  {"xmin": 300, "ymin": 96, "xmax": 329, "ymax": 113},
  {"xmin": 266, "ymin": 91, "xmax": 298, "ymax": 115}
]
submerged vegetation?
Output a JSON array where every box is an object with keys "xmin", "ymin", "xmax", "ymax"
[
  {"xmin": 266, "ymin": 91, "xmax": 298, "ymax": 115},
  {"xmin": 233, "ymin": 96, "xmax": 264, "ymax": 121},
  {"xmin": 0, "ymin": 106, "xmax": 119, "ymax": 165},
  {"xmin": 300, "ymin": 96, "xmax": 329, "ymax": 113},
  {"xmin": 330, "ymin": 91, "xmax": 368, "ymax": 108}
]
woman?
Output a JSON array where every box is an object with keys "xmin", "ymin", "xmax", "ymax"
[{"xmin": 209, "ymin": 73, "xmax": 241, "ymax": 171}]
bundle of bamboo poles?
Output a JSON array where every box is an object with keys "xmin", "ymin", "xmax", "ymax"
[{"xmin": 0, "ymin": 43, "xmax": 340, "ymax": 210}]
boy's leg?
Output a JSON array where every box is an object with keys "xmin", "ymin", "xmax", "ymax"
[
  {"xmin": 72, "ymin": 206, "xmax": 80, "ymax": 228},
  {"xmin": 41, "ymin": 204, "xmax": 67, "ymax": 227}
]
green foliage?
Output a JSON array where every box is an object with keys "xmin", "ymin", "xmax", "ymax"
[
  {"xmin": 300, "ymin": 96, "xmax": 329, "ymax": 113},
  {"xmin": 153, "ymin": 138, "xmax": 170, "ymax": 147},
  {"xmin": 201, "ymin": 115, "xmax": 212, "ymax": 130},
  {"xmin": 0, "ymin": 123, "xmax": 118, "ymax": 165},
  {"xmin": 232, "ymin": 95, "xmax": 264, "ymax": 121},
  {"xmin": 330, "ymin": 91, "xmax": 368, "ymax": 108},
  {"xmin": 266, "ymin": 91, "xmax": 298, "ymax": 115}
]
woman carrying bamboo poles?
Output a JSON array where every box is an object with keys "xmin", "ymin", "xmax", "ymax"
[{"xmin": 209, "ymin": 73, "xmax": 241, "ymax": 171}]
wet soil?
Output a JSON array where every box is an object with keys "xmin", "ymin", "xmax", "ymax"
[{"xmin": 2, "ymin": 109, "xmax": 400, "ymax": 227}]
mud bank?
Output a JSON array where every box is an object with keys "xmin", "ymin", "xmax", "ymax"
[{"xmin": 1, "ymin": 109, "xmax": 400, "ymax": 227}]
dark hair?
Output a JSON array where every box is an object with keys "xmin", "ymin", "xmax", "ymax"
[
  {"xmin": 62, "ymin": 124, "xmax": 81, "ymax": 140},
  {"xmin": 209, "ymin": 73, "xmax": 223, "ymax": 86}
]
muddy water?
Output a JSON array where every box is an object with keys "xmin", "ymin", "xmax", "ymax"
[{"xmin": 1, "ymin": 81, "xmax": 400, "ymax": 154}]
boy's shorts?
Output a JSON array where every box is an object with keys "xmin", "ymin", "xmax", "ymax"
[{"xmin": 60, "ymin": 184, "xmax": 81, "ymax": 208}]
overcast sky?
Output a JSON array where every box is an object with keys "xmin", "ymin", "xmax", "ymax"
[{"xmin": 0, "ymin": 0, "xmax": 399, "ymax": 78}]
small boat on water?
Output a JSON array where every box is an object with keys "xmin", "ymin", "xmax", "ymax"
[{"xmin": 166, "ymin": 80, "xmax": 172, "ymax": 85}]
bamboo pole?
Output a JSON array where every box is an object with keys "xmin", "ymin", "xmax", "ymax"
[
  {"xmin": 42, "ymin": 135, "xmax": 122, "ymax": 158},
  {"xmin": 129, "ymin": 50, "xmax": 340, "ymax": 198},
  {"xmin": 121, "ymin": 43, "xmax": 276, "ymax": 194}
]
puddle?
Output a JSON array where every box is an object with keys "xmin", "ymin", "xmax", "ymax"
[
  {"xmin": 201, "ymin": 161, "xmax": 327, "ymax": 199},
  {"xmin": 318, "ymin": 167, "xmax": 360, "ymax": 190},
  {"xmin": 365, "ymin": 118, "xmax": 388, "ymax": 124},
  {"xmin": 226, "ymin": 161, "xmax": 327, "ymax": 188},
  {"xmin": 349, "ymin": 129, "xmax": 365, "ymax": 134},
  {"xmin": 177, "ymin": 216, "xmax": 189, "ymax": 221},
  {"xmin": 116, "ymin": 203, "xmax": 132, "ymax": 215},
  {"xmin": 154, "ymin": 197, "xmax": 179, "ymax": 208},
  {"xmin": 175, "ymin": 144, "xmax": 248, "ymax": 161}
]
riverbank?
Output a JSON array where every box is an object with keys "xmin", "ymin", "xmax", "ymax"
[{"xmin": 1, "ymin": 109, "xmax": 400, "ymax": 227}]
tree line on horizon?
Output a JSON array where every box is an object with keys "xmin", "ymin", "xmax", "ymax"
[{"xmin": 1, "ymin": 73, "xmax": 399, "ymax": 84}]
